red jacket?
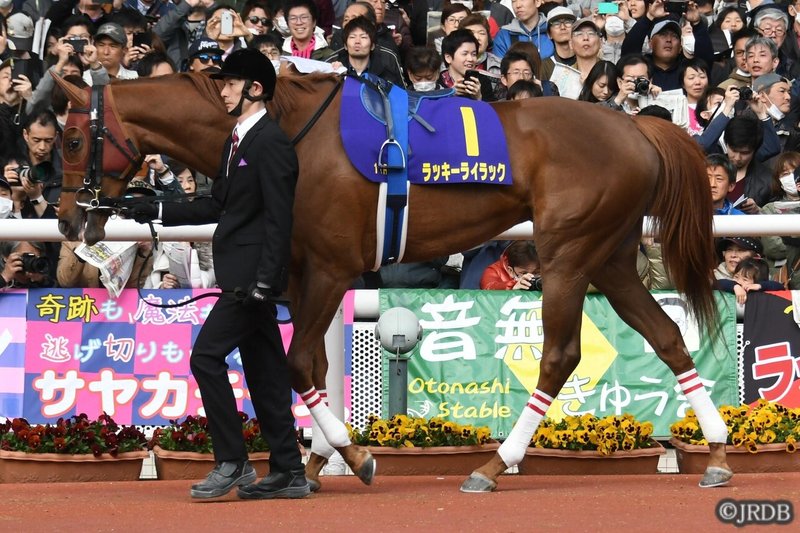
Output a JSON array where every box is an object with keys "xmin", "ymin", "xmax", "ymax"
[{"xmin": 480, "ymin": 252, "xmax": 516, "ymax": 290}]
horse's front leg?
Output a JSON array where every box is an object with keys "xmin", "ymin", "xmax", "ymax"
[{"xmin": 287, "ymin": 268, "xmax": 376, "ymax": 491}]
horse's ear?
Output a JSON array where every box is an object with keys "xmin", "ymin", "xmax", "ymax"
[{"xmin": 52, "ymin": 71, "xmax": 89, "ymax": 109}]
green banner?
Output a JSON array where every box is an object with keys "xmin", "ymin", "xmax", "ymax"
[{"xmin": 379, "ymin": 290, "xmax": 738, "ymax": 438}]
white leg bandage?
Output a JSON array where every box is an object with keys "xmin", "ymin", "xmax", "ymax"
[
  {"xmin": 310, "ymin": 389, "xmax": 336, "ymax": 459},
  {"xmin": 677, "ymin": 369, "xmax": 728, "ymax": 443},
  {"xmin": 300, "ymin": 388, "xmax": 351, "ymax": 448},
  {"xmin": 498, "ymin": 390, "xmax": 553, "ymax": 467}
]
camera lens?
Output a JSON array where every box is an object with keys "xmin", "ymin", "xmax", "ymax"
[
  {"xmin": 634, "ymin": 77, "xmax": 650, "ymax": 96},
  {"xmin": 20, "ymin": 253, "xmax": 49, "ymax": 275},
  {"xmin": 737, "ymin": 86, "xmax": 754, "ymax": 101}
]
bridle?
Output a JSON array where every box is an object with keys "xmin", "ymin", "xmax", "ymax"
[{"xmin": 62, "ymin": 84, "xmax": 144, "ymax": 214}]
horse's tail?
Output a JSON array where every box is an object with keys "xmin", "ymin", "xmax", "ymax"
[{"xmin": 633, "ymin": 116, "xmax": 718, "ymax": 332}]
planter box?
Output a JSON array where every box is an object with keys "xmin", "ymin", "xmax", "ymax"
[
  {"xmin": 670, "ymin": 438, "xmax": 799, "ymax": 474},
  {"xmin": 0, "ymin": 450, "xmax": 148, "ymax": 483},
  {"xmin": 518, "ymin": 441, "xmax": 666, "ymax": 475},
  {"xmin": 365, "ymin": 442, "xmax": 501, "ymax": 476},
  {"xmin": 152, "ymin": 446, "xmax": 271, "ymax": 480}
]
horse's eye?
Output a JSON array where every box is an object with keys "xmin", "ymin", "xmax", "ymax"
[{"xmin": 68, "ymin": 139, "xmax": 82, "ymax": 152}]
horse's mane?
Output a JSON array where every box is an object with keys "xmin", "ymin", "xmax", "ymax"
[
  {"xmin": 177, "ymin": 72, "xmax": 226, "ymax": 107},
  {"xmin": 270, "ymin": 73, "xmax": 340, "ymax": 118}
]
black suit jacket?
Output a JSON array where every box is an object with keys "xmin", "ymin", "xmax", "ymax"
[{"xmin": 161, "ymin": 112, "xmax": 298, "ymax": 291}]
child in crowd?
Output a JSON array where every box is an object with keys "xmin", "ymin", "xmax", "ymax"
[{"xmin": 716, "ymin": 257, "xmax": 784, "ymax": 304}]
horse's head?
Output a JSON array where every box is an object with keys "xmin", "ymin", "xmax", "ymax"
[{"xmin": 53, "ymin": 74, "xmax": 143, "ymax": 245}]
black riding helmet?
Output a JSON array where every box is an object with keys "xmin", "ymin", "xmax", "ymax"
[{"xmin": 211, "ymin": 48, "xmax": 276, "ymax": 107}]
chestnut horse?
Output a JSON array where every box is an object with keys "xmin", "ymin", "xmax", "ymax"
[{"xmin": 54, "ymin": 73, "xmax": 730, "ymax": 491}]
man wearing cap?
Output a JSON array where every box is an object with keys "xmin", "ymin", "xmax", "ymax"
[
  {"xmin": 122, "ymin": 48, "xmax": 306, "ymax": 500},
  {"xmin": 571, "ymin": 17, "xmax": 602, "ymax": 83},
  {"xmin": 493, "ymin": 0, "xmax": 554, "ymax": 60},
  {"xmin": 752, "ymin": 72, "xmax": 791, "ymax": 140},
  {"xmin": 5, "ymin": 12, "xmax": 43, "ymax": 88},
  {"xmin": 539, "ymin": 6, "xmax": 576, "ymax": 82},
  {"xmin": 185, "ymin": 36, "xmax": 223, "ymax": 72},
  {"xmin": 621, "ymin": 1, "xmax": 713, "ymax": 91},
  {"xmin": 83, "ymin": 22, "xmax": 138, "ymax": 82}
]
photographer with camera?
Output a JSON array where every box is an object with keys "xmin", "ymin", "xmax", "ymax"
[
  {"xmin": 5, "ymin": 108, "xmax": 62, "ymax": 211},
  {"xmin": 606, "ymin": 53, "xmax": 662, "ymax": 113},
  {"xmin": 480, "ymin": 240, "xmax": 542, "ymax": 291},
  {"xmin": 0, "ymin": 241, "xmax": 53, "ymax": 290}
]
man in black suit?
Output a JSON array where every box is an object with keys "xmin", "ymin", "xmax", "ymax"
[{"xmin": 124, "ymin": 48, "xmax": 308, "ymax": 500}]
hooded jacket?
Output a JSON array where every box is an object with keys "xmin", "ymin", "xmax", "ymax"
[{"xmin": 493, "ymin": 16, "xmax": 553, "ymax": 60}]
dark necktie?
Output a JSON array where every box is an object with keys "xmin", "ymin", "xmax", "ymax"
[{"xmin": 228, "ymin": 129, "xmax": 239, "ymax": 174}]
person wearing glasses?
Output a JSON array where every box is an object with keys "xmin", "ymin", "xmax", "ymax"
[
  {"xmin": 427, "ymin": 2, "xmax": 472, "ymax": 54},
  {"xmin": 280, "ymin": 0, "xmax": 334, "ymax": 61},
  {"xmin": 241, "ymin": 1, "xmax": 273, "ymax": 36},
  {"xmin": 480, "ymin": 240, "xmax": 542, "ymax": 291},
  {"xmin": 753, "ymin": 7, "xmax": 800, "ymax": 80},
  {"xmin": 185, "ymin": 36, "xmax": 224, "ymax": 72},
  {"xmin": 539, "ymin": 7, "xmax": 576, "ymax": 82}
]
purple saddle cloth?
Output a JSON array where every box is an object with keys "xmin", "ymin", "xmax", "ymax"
[{"xmin": 339, "ymin": 78, "xmax": 513, "ymax": 185}]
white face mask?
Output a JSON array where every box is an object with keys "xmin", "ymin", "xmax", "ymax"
[
  {"xmin": 0, "ymin": 196, "xmax": 13, "ymax": 219},
  {"xmin": 0, "ymin": 0, "xmax": 13, "ymax": 8},
  {"xmin": 766, "ymin": 96, "xmax": 785, "ymax": 121},
  {"xmin": 779, "ymin": 173, "xmax": 798, "ymax": 196},
  {"xmin": 605, "ymin": 16, "xmax": 625, "ymax": 37},
  {"xmin": 682, "ymin": 35, "xmax": 696, "ymax": 56},
  {"xmin": 796, "ymin": 13, "xmax": 800, "ymax": 24},
  {"xmin": 704, "ymin": 15, "xmax": 715, "ymax": 27},
  {"xmin": 274, "ymin": 16, "xmax": 290, "ymax": 36},
  {"xmin": 271, "ymin": 59, "xmax": 281, "ymax": 74},
  {"xmin": 413, "ymin": 81, "xmax": 437, "ymax": 92}
]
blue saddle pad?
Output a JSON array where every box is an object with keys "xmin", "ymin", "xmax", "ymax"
[{"xmin": 340, "ymin": 77, "xmax": 512, "ymax": 185}]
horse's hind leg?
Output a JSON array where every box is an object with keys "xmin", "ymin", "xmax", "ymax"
[
  {"xmin": 462, "ymin": 269, "xmax": 591, "ymax": 492},
  {"xmin": 287, "ymin": 267, "xmax": 376, "ymax": 490},
  {"xmin": 590, "ymin": 246, "xmax": 732, "ymax": 487}
]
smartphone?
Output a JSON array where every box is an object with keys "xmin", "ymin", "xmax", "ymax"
[
  {"xmin": 664, "ymin": 0, "xmax": 688, "ymax": 14},
  {"xmin": 132, "ymin": 32, "xmax": 153, "ymax": 48},
  {"xmin": 11, "ymin": 59, "xmax": 32, "ymax": 81},
  {"xmin": 220, "ymin": 11, "xmax": 234, "ymax": 36},
  {"xmin": 67, "ymin": 38, "xmax": 87, "ymax": 54},
  {"xmin": 464, "ymin": 69, "xmax": 480, "ymax": 82},
  {"xmin": 598, "ymin": 2, "xmax": 620, "ymax": 15}
]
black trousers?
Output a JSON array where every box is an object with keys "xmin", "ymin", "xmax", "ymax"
[{"xmin": 190, "ymin": 294, "xmax": 302, "ymax": 472}]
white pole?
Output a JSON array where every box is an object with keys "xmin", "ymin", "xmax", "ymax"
[{"xmin": 5, "ymin": 215, "xmax": 800, "ymax": 242}]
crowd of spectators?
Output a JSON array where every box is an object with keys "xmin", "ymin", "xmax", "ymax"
[{"xmin": 3, "ymin": 0, "xmax": 800, "ymax": 294}]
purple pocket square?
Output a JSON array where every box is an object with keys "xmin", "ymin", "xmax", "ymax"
[{"xmin": 238, "ymin": 158, "xmax": 248, "ymax": 167}]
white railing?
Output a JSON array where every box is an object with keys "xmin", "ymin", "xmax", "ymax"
[{"xmin": 1, "ymin": 215, "xmax": 798, "ymax": 242}]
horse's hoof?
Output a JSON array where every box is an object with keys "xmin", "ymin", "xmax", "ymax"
[
  {"xmin": 460, "ymin": 472, "xmax": 497, "ymax": 493},
  {"xmin": 308, "ymin": 478, "xmax": 321, "ymax": 493},
  {"xmin": 699, "ymin": 466, "xmax": 733, "ymax": 488},
  {"xmin": 354, "ymin": 452, "xmax": 376, "ymax": 486}
]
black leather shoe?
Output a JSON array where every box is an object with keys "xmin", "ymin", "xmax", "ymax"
[
  {"xmin": 190, "ymin": 461, "xmax": 257, "ymax": 499},
  {"xmin": 237, "ymin": 469, "xmax": 311, "ymax": 500}
]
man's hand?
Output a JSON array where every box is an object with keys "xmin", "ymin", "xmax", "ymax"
[
  {"xmin": 243, "ymin": 281, "xmax": 279, "ymax": 306},
  {"xmin": 121, "ymin": 201, "xmax": 159, "ymax": 223}
]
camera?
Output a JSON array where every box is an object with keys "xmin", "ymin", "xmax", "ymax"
[
  {"xmin": 15, "ymin": 162, "xmax": 53, "ymax": 184},
  {"xmin": 734, "ymin": 86, "xmax": 754, "ymax": 101},
  {"xmin": 525, "ymin": 276, "xmax": 543, "ymax": 291},
  {"xmin": 20, "ymin": 253, "xmax": 49, "ymax": 275},
  {"xmin": 664, "ymin": 0, "xmax": 688, "ymax": 14},
  {"xmin": 67, "ymin": 38, "xmax": 87, "ymax": 54},
  {"xmin": 633, "ymin": 77, "xmax": 650, "ymax": 96}
]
